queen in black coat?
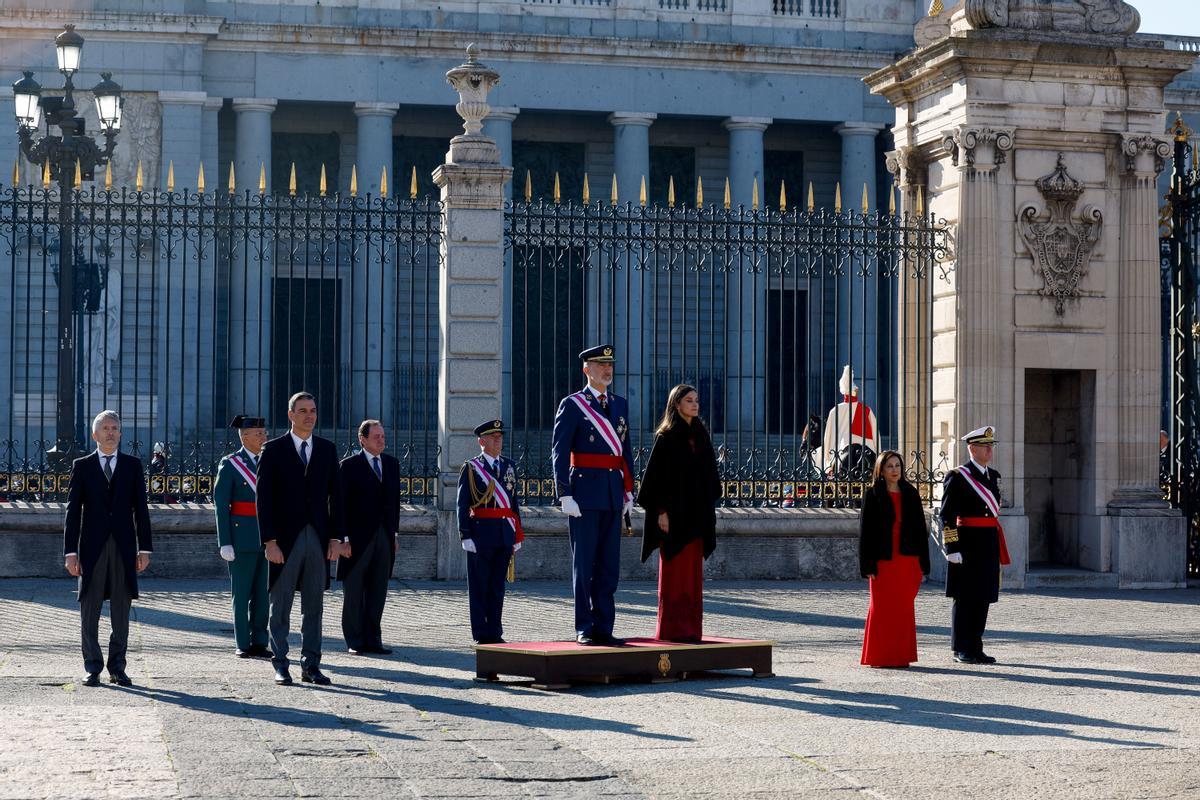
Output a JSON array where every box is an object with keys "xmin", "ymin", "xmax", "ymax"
[{"xmin": 635, "ymin": 385, "xmax": 721, "ymax": 641}]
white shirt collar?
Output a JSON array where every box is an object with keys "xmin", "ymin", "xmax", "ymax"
[
  {"xmin": 95, "ymin": 448, "xmax": 117, "ymax": 460},
  {"xmin": 289, "ymin": 431, "xmax": 312, "ymax": 455},
  {"xmin": 584, "ymin": 384, "xmax": 608, "ymax": 401},
  {"xmin": 363, "ymin": 450, "xmax": 381, "ymax": 464},
  {"xmin": 970, "ymin": 458, "xmax": 988, "ymax": 475}
]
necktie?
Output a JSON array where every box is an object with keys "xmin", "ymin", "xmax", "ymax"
[
  {"xmin": 300, "ymin": 440, "xmax": 309, "ymax": 467},
  {"xmin": 598, "ymin": 392, "xmax": 609, "ymax": 414},
  {"xmin": 372, "ymin": 456, "xmax": 382, "ymax": 481},
  {"xmin": 103, "ymin": 455, "xmax": 113, "ymax": 482},
  {"xmin": 489, "ymin": 459, "xmax": 498, "ymax": 477}
]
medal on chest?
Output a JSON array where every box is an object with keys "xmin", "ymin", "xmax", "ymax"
[
  {"xmin": 503, "ymin": 468, "xmax": 515, "ymax": 494},
  {"xmin": 616, "ymin": 415, "xmax": 627, "ymax": 441}
]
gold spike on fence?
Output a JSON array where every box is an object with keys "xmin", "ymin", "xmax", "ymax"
[
  {"xmin": 696, "ymin": 176, "xmax": 704, "ymax": 207},
  {"xmin": 228, "ymin": 162, "xmax": 236, "ymax": 195},
  {"xmin": 668, "ymin": 176, "xmax": 675, "ymax": 209},
  {"xmin": 196, "ymin": 163, "xmax": 205, "ymax": 194},
  {"xmin": 553, "ymin": 172, "xmax": 561, "ymax": 204},
  {"xmin": 320, "ymin": 164, "xmax": 327, "ymax": 197},
  {"xmin": 380, "ymin": 166, "xmax": 388, "ymax": 199},
  {"xmin": 289, "ymin": 163, "xmax": 297, "ymax": 196},
  {"xmin": 807, "ymin": 181, "xmax": 814, "ymax": 213},
  {"xmin": 888, "ymin": 184, "xmax": 895, "ymax": 215},
  {"xmin": 410, "ymin": 166, "xmax": 418, "ymax": 199},
  {"xmin": 582, "ymin": 173, "xmax": 590, "ymax": 205},
  {"xmin": 639, "ymin": 175, "xmax": 647, "ymax": 207},
  {"xmin": 525, "ymin": 170, "xmax": 532, "ymax": 203},
  {"xmin": 834, "ymin": 182, "xmax": 842, "ymax": 213},
  {"xmin": 611, "ymin": 174, "xmax": 618, "ymax": 205},
  {"xmin": 779, "ymin": 180, "xmax": 787, "ymax": 213},
  {"xmin": 916, "ymin": 185, "xmax": 924, "ymax": 216},
  {"xmin": 751, "ymin": 179, "xmax": 759, "ymax": 211},
  {"xmin": 10, "ymin": 160, "xmax": 17, "ymax": 187},
  {"xmin": 861, "ymin": 182, "xmax": 869, "ymax": 214},
  {"xmin": 258, "ymin": 163, "xmax": 267, "ymax": 195},
  {"xmin": 42, "ymin": 160, "xmax": 50, "ymax": 189},
  {"xmin": 350, "ymin": 164, "xmax": 358, "ymax": 197},
  {"xmin": 74, "ymin": 159, "xmax": 82, "ymax": 189},
  {"xmin": 723, "ymin": 177, "xmax": 731, "ymax": 210},
  {"xmin": 136, "ymin": 161, "xmax": 144, "ymax": 193},
  {"xmin": 105, "ymin": 161, "xmax": 113, "ymax": 191},
  {"xmin": 167, "ymin": 161, "xmax": 175, "ymax": 193}
]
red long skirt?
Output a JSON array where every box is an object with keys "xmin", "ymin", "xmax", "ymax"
[
  {"xmin": 656, "ymin": 536, "xmax": 704, "ymax": 642},
  {"xmin": 860, "ymin": 550, "xmax": 922, "ymax": 666}
]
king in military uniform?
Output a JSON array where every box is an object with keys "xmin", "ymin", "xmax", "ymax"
[
  {"xmin": 551, "ymin": 345, "xmax": 635, "ymax": 646},
  {"xmin": 213, "ymin": 415, "xmax": 270, "ymax": 658},
  {"xmin": 457, "ymin": 419, "xmax": 523, "ymax": 645},
  {"xmin": 940, "ymin": 425, "xmax": 1011, "ymax": 665}
]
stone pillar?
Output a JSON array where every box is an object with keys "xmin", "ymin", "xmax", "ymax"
[
  {"xmin": 230, "ymin": 98, "xmax": 276, "ymax": 421},
  {"xmin": 155, "ymin": 92, "xmax": 209, "ymax": 446},
  {"xmin": 483, "ymin": 107, "xmax": 519, "ymax": 422},
  {"xmin": 433, "ymin": 48, "xmax": 512, "ymax": 579},
  {"xmin": 723, "ymin": 117, "xmax": 771, "ymax": 433},
  {"xmin": 354, "ymin": 102, "xmax": 398, "ymax": 197},
  {"xmin": 608, "ymin": 112, "xmax": 656, "ymax": 419},
  {"xmin": 835, "ymin": 122, "xmax": 886, "ymax": 409},
  {"xmin": 201, "ymin": 97, "xmax": 222, "ymax": 192}
]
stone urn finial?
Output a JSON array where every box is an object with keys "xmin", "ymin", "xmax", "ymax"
[{"xmin": 446, "ymin": 43, "xmax": 500, "ymax": 139}]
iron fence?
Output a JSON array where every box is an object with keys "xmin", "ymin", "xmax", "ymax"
[
  {"xmin": 503, "ymin": 197, "xmax": 951, "ymax": 507},
  {"xmin": 0, "ymin": 184, "xmax": 442, "ymax": 504}
]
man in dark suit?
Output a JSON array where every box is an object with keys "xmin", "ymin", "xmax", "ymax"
[
  {"xmin": 338, "ymin": 419, "xmax": 400, "ymax": 655},
  {"xmin": 457, "ymin": 419, "xmax": 523, "ymax": 645},
  {"xmin": 941, "ymin": 424, "xmax": 1011, "ymax": 665},
  {"xmin": 256, "ymin": 391, "xmax": 345, "ymax": 686},
  {"xmin": 64, "ymin": 410, "xmax": 153, "ymax": 687},
  {"xmin": 550, "ymin": 345, "xmax": 635, "ymax": 646}
]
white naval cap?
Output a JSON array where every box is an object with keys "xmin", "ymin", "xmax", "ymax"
[{"xmin": 962, "ymin": 425, "xmax": 997, "ymax": 445}]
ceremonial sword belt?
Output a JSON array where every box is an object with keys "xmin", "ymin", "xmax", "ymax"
[
  {"xmin": 230, "ymin": 501, "xmax": 257, "ymax": 517},
  {"xmin": 468, "ymin": 506, "xmax": 524, "ymax": 537},
  {"xmin": 954, "ymin": 516, "xmax": 1012, "ymax": 565},
  {"xmin": 569, "ymin": 452, "xmax": 634, "ymax": 492}
]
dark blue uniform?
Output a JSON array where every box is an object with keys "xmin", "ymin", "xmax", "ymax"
[
  {"xmin": 457, "ymin": 455, "xmax": 520, "ymax": 643},
  {"xmin": 551, "ymin": 387, "xmax": 634, "ymax": 639},
  {"xmin": 941, "ymin": 461, "xmax": 1002, "ymax": 659}
]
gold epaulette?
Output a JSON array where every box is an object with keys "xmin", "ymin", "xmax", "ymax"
[{"xmin": 943, "ymin": 526, "xmax": 959, "ymax": 544}]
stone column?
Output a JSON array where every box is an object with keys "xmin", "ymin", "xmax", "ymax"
[
  {"xmin": 483, "ymin": 107, "xmax": 519, "ymax": 423},
  {"xmin": 354, "ymin": 102, "xmax": 398, "ymax": 197},
  {"xmin": 230, "ymin": 98, "xmax": 276, "ymax": 421},
  {"xmin": 835, "ymin": 122, "xmax": 886, "ymax": 410},
  {"xmin": 608, "ymin": 112, "xmax": 656, "ymax": 420},
  {"xmin": 155, "ymin": 92, "xmax": 209, "ymax": 445},
  {"xmin": 1114, "ymin": 134, "xmax": 1173, "ymax": 505},
  {"xmin": 201, "ymin": 97, "xmax": 222, "ymax": 191},
  {"xmin": 723, "ymin": 117, "xmax": 771, "ymax": 433},
  {"xmin": 433, "ymin": 47, "xmax": 512, "ymax": 578}
]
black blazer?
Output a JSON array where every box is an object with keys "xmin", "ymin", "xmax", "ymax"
[
  {"xmin": 635, "ymin": 420, "xmax": 722, "ymax": 562},
  {"xmin": 337, "ymin": 450, "xmax": 401, "ymax": 580},
  {"xmin": 858, "ymin": 480, "xmax": 932, "ymax": 578},
  {"xmin": 63, "ymin": 452, "xmax": 153, "ymax": 601},
  {"xmin": 256, "ymin": 433, "xmax": 344, "ymax": 567}
]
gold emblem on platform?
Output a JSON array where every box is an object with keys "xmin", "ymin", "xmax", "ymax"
[{"xmin": 657, "ymin": 653, "xmax": 671, "ymax": 677}]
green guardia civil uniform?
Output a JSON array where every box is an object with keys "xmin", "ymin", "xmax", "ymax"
[{"xmin": 214, "ymin": 446, "xmax": 269, "ymax": 651}]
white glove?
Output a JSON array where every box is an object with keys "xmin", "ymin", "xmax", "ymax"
[
  {"xmin": 946, "ymin": 552, "xmax": 963, "ymax": 564},
  {"xmin": 559, "ymin": 496, "xmax": 583, "ymax": 518},
  {"xmin": 622, "ymin": 499, "xmax": 634, "ymax": 517},
  {"xmin": 461, "ymin": 538, "xmax": 477, "ymax": 553},
  {"xmin": 219, "ymin": 545, "xmax": 235, "ymax": 562},
  {"xmin": 513, "ymin": 541, "xmax": 522, "ymax": 553}
]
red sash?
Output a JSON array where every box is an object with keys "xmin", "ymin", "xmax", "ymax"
[
  {"xmin": 228, "ymin": 453, "xmax": 257, "ymax": 493},
  {"xmin": 956, "ymin": 467, "xmax": 1011, "ymax": 566},
  {"xmin": 567, "ymin": 392, "xmax": 634, "ymax": 497},
  {"xmin": 842, "ymin": 395, "xmax": 875, "ymax": 440},
  {"xmin": 231, "ymin": 501, "xmax": 257, "ymax": 517},
  {"xmin": 469, "ymin": 457, "xmax": 523, "ymax": 542}
]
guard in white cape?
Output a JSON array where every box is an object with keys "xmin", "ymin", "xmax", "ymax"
[
  {"xmin": 213, "ymin": 415, "xmax": 271, "ymax": 658},
  {"xmin": 822, "ymin": 365, "xmax": 880, "ymax": 477},
  {"xmin": 939, "ymin": 425, "xmax": 1011, "ymax": 665}
]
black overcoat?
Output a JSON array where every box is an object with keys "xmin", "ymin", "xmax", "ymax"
[
  {"xmin": 635, "ymin": 420, "xmax": 722, "ymax": 562},
  {"xmin": 857, "ymin": 480, "xmax": 932, "ymax": 579},
  {"xmin": 63, "ymin": 452, "xmax": 153, "ymax": 601},
  {"xmin": 939, "ymin": 462, "xmax": 1003, "ymax": 603},
  {"xmin": 336, "ymin": 450, "xmax": 401, "ymax": 580}
]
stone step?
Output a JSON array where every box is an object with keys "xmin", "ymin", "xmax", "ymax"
[{"xmin": 1023, "ymin": 567, "xmax": 1119, "ymax": 590}]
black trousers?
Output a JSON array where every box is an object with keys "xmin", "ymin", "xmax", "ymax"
[
  {"xmin": 341, "ymin": 526, "xmax": 393, "ymax": 650},
  {"xmin": 79, "ymin": 537, "xmax": 131, "ymax": 675},
  {"xmin": 950, "ymin": 598, "xmax": 991, "ymax": 655},
  {"xmin": 466, "ymin": 540, "xmax": 512, "ymax": 642}
]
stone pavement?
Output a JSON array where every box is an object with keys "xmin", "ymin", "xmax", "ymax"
[{"xmin": 0, "ymin": 578, "xmax": 1197, "ymax": 800}]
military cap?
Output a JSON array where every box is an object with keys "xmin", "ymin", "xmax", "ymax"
[
  {"xmin": 962, "ymin": 425, "xmax": 996, "ymax": 445},
  {"xmin": 579, "ymin": 344, "xmax": 616, "ymax": 363},
  {"xmin": 230, "ymin": 415, "xmax": 266, "ymax": 429},
  {"xmin": 474, "ymin": 419, "xmax": 505, "ymax": 437}
]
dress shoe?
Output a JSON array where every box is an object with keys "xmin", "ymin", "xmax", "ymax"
[
  {"xmin": 248, "ymin": 644, "xmax": 273, "ymax": 659},
  {"xmin": 594, "ymin": 634, "xmax": 625, "ymax": 647},
  {"xmin": 273, "ymin": 667, "xmax": 293, "ymax": 686},
  {"xmin": 236, "ymin": 649, "xmax": 251, "ymax": 658},
  {"xmin": 367, "ymin": 646, "xmax": 393, "ymax": 655},
  {"xmin": 953, "ymin": 651, "xmax": 979, "ymax": 664},
  {"xmin": 576, "ymin": 633, "xmax": 596, "ymax": 646},
  {"xmin": 81, "ymin": 672, "xmax": 101, "ymax": 687},
  {"xmin": 108, "ymin": 670, "xmax": 132, "ymax": 687},
  {"xmin": 301, "ymin": 668, "xmax": 331, "ymax": 686},
  {"xmin": 975, "ymin": 652, "xmax": 997, "ymax": 665}
]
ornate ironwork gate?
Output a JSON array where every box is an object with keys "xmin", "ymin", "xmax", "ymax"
[{"xmin": 1162, "ymin": 117, "xmax": 1200, "ymax": 579}]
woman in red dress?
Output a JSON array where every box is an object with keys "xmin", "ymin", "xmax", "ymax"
[
  {"xmin": 858, "ymin": 450, "xmax": 931, "ymax": 667},
  {"xmin": 636, "ymin": 384, "xmax": 721, "ymax": 642}
]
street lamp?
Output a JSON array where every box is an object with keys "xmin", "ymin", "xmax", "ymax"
[{"xmin": 12, "ymin": 24, "xmax": 122, "ymax": 463}]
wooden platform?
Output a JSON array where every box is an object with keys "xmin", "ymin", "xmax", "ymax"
[{"xmin": 474, "ymin": 637, "xmax": 775, "ymax": 690}]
